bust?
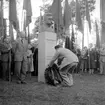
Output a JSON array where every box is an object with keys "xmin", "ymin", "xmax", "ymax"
[{"xmin": 40, "ymin": 13, "xmax": 54, "ymax": 32}]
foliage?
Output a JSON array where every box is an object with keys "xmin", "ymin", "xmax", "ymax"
[
  {"xmin": 33, "ymin": 3, "xmax": 51, "ymax": 35},
  {"xmin": 33, "ymin": 0, "xmax": 96, "ymax": 35},
  {"xmin": 40, "ymin": 4, "xmax": 51, "ymax": 13},
  {"xmin": 70, "ymin": 0, "xmax": 96, "ymax": 18},
  {"xmin": 32, "ymin": 18, "xmax": 40, "ymax": 34}
]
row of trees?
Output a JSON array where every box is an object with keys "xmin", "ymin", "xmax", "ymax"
[
  {"xmin": 33, "ymin": 0, "xmax": 96, "ymax": 37},
  {"xmin": 1, "ymin": 0, "xmax": 100, "ymax": 48},
  {"xmin": 0, "ymin": 0, "xmax": 32, "ymax": 42}
]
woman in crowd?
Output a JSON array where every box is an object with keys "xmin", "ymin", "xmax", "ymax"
[{"xmin": 80, "ymin": 46, "xmax": 88, "ymax": 73}]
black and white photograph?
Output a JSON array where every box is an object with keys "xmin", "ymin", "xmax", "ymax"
[{"xmin": 0, "ymin": 0, "xmax": 105, "ymax": 105}]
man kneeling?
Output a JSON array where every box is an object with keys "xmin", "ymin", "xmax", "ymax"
[{"xmin": 48, "ymin": 45, "xmax": 79, "ymax": 87}]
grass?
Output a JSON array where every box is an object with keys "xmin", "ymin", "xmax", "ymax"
[{"xmin": 0, "ymin": 74, "xmax": 105, "ymax": 105}]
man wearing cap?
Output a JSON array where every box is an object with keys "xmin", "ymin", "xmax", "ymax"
[
  {"xmin": 48, "ymin": 45, "xmax": 79, "ymax": 87},
  {"xmin": 13, "ymin": 31, "xmax": 28, "ymax": 84}
]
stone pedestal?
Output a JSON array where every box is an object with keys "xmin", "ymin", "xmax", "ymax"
[{"xmin": 38, "ymin": 31, "xmax": 56, "ymax": 82}]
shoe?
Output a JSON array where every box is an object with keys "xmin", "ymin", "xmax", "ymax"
[
  {"xmin": 6, "ymin": 78, "xmax": 9, "ymax": 81},
  {"xmin": 17, "ymin": 81, "xmax": 21, "ymax": 84},
  {"xmin": 21, "ymin": 81, "xmax": 27, "ymax": 84},
  {"xmin": 61, "ymin": 82, "xmax": 73, "ymax": 87},
  {"xmin": 61, "ymin": 84, "xmax": 73, "ymax": 87}
]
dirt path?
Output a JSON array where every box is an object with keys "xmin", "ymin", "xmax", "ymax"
[{"xmin": 0, "ymin": 74, "xmax": 105, "ymax": 105}]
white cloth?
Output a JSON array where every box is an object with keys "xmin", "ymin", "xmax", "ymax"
[{"xmin": 27, "ymin": 49, "xmax": 32, "ymax": 57}]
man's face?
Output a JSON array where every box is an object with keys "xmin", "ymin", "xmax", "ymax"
[
  {"xmin": 55, "ymin": 48, "xmax": 58, "ymax": 51},
  {"xmin": 20, "ymin": 32, "xmax": 25, "ymax": 39},
  {"xmin": 21, "ymin": 35, "xmax": 25, "ymax": 39},
  {"xmin": 4, "ymin": 38, "xmax": 9, "ymax": 43},
  {"xmin": 89, "ymin": 43, "xmax": 93, "ymax": 48}
]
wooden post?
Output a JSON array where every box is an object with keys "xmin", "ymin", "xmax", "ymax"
[
  {"xmin": 1, "ymin": 0, "xmax": 4, "ymax": 41},
  {"xmin": 23, "ymin": 11, "xmax": 27, "ymax": 37},
  {"xmin": 28, "ymin": 24, "xmax": 30, "ymax": 44},
  {"xmin": 8, "ymin": 0, "xmax": 12, "ymax": 82},
  {"xmin": 87, "ymin": 22, "xmax": 90, "ymax": 73},
  {"xmin": 82, "ymin": 19, "xmax": 84, "ymax": 49}
]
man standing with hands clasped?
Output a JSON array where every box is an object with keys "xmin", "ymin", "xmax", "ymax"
[
  {"xmin": 13, "ymin": 31, "xmax": 28, "ymax": 84},
  {"xmin": 48, "ymin": 45, "xmax": 79, "ymax": 87}
]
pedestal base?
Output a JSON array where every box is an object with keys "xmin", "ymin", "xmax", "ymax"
[{"xmin": 38, "ymin": 31, "xmax": 56, "ymax": 82}]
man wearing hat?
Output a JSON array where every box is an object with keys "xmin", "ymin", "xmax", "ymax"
[
  {"xmin": 14, "ymin": 31, "xmax": 28, "ymax": 84},
  {"xmin": 48, "ymin": 45, "xmax": 79, "ymax": 87}
]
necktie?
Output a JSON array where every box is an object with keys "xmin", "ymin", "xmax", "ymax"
[{"xmin": 21, "ymin": 39, "xmax": 24, "ymax": 43}]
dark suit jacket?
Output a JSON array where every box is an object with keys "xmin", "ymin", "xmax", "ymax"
[{"xmin": 1, "ymin": 42, "xmax": 11, "ymax": 62}]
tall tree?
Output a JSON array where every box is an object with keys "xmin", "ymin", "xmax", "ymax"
[
  {"xmin": 70, "ymin": 0, "xmax": 95, "ymax": 18},
  {"xmin": 63, "ymin": 0, "xmax": 72, "ymax": 30},
  {"xmin": 3, "ymin": 19, "xmax": 7, "ymax": 39},
  {"xmin": 23, "ymin": 0, "xmax": 32, "ymax": 43},
  {"xmin": 9, "ymin": 22, "xmax": 14, "ymax": 41},
  {"xmin": 100, "ymin": 0, "xmax": 105, "ymax": 22},
  {"xmin": 76, "ymin": 0, "xmax": 83, "ymax": 33},
  {"xmin": 49, "ymin": 0, "xmax": 63, "ymax": 35},
  {"xmin": 23, "ymin": 0, "xmax": 32, "ymax": 28},
  {"xmin": 95, "ymin": 20, "xmax": 100, "ymax": 48},
  {"xmin": 9, "ymin": 0, "xmax": 19, "ymax": 31},
  {"xmin": 65, "ymin": 36, "xmax": 71, "ymax": 50},
  {"xmin": 85, "ymin": 0, "xmax": 91, "ymax": 32},
  {"xmin": 71, "ymin": 24, "xmax": 75, "ymax": 51},
  {"xmin": 0, "ymin": 0, "xmax": 4, "ymax": 39}
]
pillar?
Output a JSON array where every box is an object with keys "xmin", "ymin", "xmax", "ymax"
[{"xmin": 38, "ymin": 31, "xmax": 56, "ymax": 82}]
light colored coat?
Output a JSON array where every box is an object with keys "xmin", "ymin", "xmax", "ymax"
[
  {"xmin": 99, "ymin": 47, "xmax": 105, "ymax": 62},
  {"xmin": 49, "ymin": 48, "xmax": 79, "ymax": 69},
  {"xmin": 14, "ymin": 38, "xmax": 28, "ymax": 61}
]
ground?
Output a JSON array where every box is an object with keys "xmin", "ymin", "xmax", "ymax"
[{"xmin": 0, "ymin": 74, "xmax": 105, "ymax": 105}]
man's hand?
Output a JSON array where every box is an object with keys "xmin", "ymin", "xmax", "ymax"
[{"xmin": 46, "ymin": 64, "xmax": 50, "ymax": 68}]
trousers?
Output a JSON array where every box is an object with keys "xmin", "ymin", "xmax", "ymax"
[
  {"xmin": 2, "ymin": 62, "xmax": 8, "ymax": 80},
  {"xmin": 15, "ymin": 61, "xmax": 27, "ymax": 81},
  {"xmin": 60, "ymin": 62, "xmax": 78, "ymax": 86},
  {"xmin": 100, "ymin": 61, "xmax": 105, "ymax": 74}
]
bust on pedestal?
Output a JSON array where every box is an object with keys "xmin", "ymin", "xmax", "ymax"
[{"xmin": 38, "ymin": 13, "xmax": 56, "ymax": 82}]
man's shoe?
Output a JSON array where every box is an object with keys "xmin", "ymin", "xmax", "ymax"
[
  {"xmin": 21, "ymin": 81, "xmax": 27, "ymax": 84},
  {"xmin": 61, "ymin": 84, "xmax": 73, "ymax": 87},
  {"xmin": 17, "ymin": 81, "xmax": 21, "ymax": 84},
  {"xmin": 61, "ymin": 82, "xmax": 73, "ymax": 87}
]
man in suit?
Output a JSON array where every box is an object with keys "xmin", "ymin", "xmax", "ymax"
[
  {"xmin": 14, "ymin": 31, "xmax": 28, "ymax": 84},
  {"xmin": 1, "ymin": 38, "xmax": 12, "ymax": 81},
  {"xmin": 99, "ymin": 44, "xmax": 105, "ymax": 75},
  {"xmin": 48, "ymin": 45, "xmax": 79, "ymax": 87}
]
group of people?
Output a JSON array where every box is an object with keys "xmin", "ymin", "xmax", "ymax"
[
  {"xmin": 77, "ymin": 43, "xmax": 105, "ymax": 75},
  {"xmin": 0, "ymin": 31, "xmax": 38, "ymax": 84},
  {"xmin": 0, "ymin": 32, "xmax": 105, "ymax": 87},
  {"xmin": 47, "ymin": 42, "xmax": 105, "ymax": 87}
]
